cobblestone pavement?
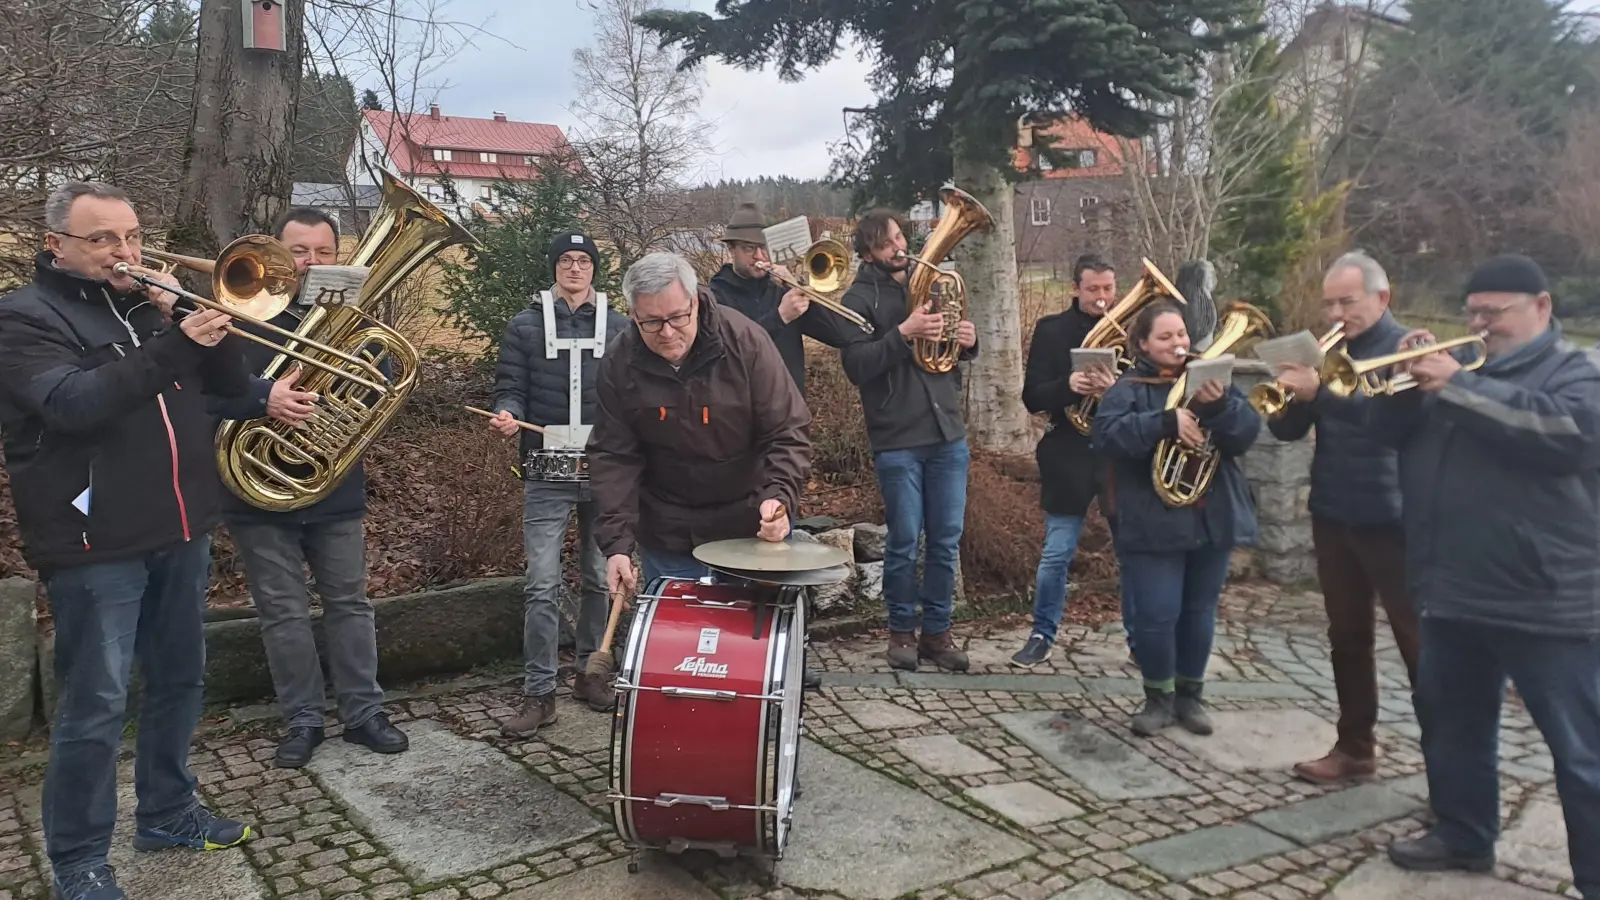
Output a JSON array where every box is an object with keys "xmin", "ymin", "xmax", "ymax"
[{"xmin": 0, "ymin": 585, "xmax": 1578, "ymax": 900}]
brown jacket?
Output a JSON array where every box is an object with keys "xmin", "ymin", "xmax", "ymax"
[{"xmin": 589, "ymin": 288, "xmax": 812, "ymax": 558}]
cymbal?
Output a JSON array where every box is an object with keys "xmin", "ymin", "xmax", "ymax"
[
  {"xmin": 693, "ymin": 537, "xmax": 850, "ymax": 573},
  {"xmin": 704, "ymin": 562, "xmax": 852, "ymax": 587}
]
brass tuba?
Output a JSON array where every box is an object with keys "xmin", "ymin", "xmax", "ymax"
[
  {"xmin": 899, "ymin": 186, "xmax": 996, "ymax": 374},
  {"xmin": 214, "ymin": 168, "xmax": 481, "ymax": 511},
  {"xmin": 1151, "ymin": 302, "xmax": 1275, "ymax": 507},
  {"xmin": 1065, "ymin": 258, "xmax": 1189, "ymax": 435},
  {"xmin": 1246, "ymin": 322, "xmax": 1346, "ymax": 419}
]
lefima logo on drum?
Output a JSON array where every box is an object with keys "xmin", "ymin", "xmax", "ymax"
[{"xmin": 673, "ymin": 656, "xmax": 730, "ymax": 679}]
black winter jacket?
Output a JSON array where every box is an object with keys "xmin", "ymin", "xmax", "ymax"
[
  {"xmin": 1368, "ymin": 324, "xmax": 1600, "ymax": 637},
  {"xmin": 0, "ymin": 252, "xmax": 251, "ymax": 570},
  {"xmin": 1267, "ymin": 311, "xmax": 1408, "ymax": 528},
  {"xmin": 206, "ymin": 305, "xmax": 385, "ymax": 526},
  {"xmin": 1091, "ymin": 356, "xmax": 1261, "ymax": 554},
  {"xmin": 1023, "ymin": 301, "xmax": 1105, "ymax": 516},
  {"xmin": 491, "ymin": 291, "xmax": 632, "ymax": 465},
  {"xmin": 707, "ymin": 264, "xmax": 851, "ymax": 397},
  {"xmin": 837, "ymin": 263, "xmax": 978, "ymax": 453}
]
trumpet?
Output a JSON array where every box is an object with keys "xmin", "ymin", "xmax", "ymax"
[
  {"xmin": 756, "ymin": 239, "xmax": 874, "ymax": 333},
  {"xmin": 1247, "ymin": 322, "xmax": 1347, "ymax": 419},
  {"xmin": 1321, "ymin": 332, "xmax": 1489, "ymax": 398}
]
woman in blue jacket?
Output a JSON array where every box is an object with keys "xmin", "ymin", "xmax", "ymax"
[{"xmin": 1092, "ymin": 301, "xmax": 1261, "ymax": 737}]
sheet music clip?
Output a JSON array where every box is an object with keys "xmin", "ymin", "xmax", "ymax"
[{"xmin": 300, "ymin": 265, "xmax": 372, "ymax": 308}]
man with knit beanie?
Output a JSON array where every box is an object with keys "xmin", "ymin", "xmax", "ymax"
[
  {"xmin": 1367, "ymin": 254, "xmax": 1600, "ymax": 898},
  {"xmin": 486, "ymin": 231, "xmax": 630, "ymax": 737}
]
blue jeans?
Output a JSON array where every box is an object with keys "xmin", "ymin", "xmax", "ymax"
[
  {"xmin": 1117, "ymin": 545, "xmax": 1231, "ymax": 685},
  {"xmin": 639, "ymin": 547, "xmax": 710, "ymax": 586},
  {"xmin": 41, "ymin": 538, "xmax": 212, "ymax": 877},
  {"xmin": 1416, "ymin": 617, "xmax": 1600, "ymax": 895},
  {"xmin": 874, "ymin": 439, "xmax": 969, "ymax": 636},
  {"xmin": 1031, "ymin": 514, "xmax": 1084, "ymax": 642}
]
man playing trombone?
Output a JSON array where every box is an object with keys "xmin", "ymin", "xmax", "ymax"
[
  {"xmin": 0, "ymin": 182, "xmax": 254, "ymax": 900},
  {"xmin": 1262, "ymin": 251, "xmax": 1420, "ymax": 786},
  {"xmin": 707, "ymin": 202, "xmax": 853, "ymax": 397}
]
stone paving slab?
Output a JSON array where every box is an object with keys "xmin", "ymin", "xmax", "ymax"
[
  {"xmin": 1328, "ymin": 856, "xmax": 1558, "ymax": 899},
  {"xmin": 537, "ymin": 696, "xmax": 614, "ymax": 754},
  {"xmin": 820, "ymin": 672, "xmax": 899, "ymax": 689},
  {"xmin": 1079, "ymin": 676, "xmax": 1314, "ymax": 700},
  {"xmin": 995, "ymin": 711, "xmax": 1197, "ymax": 801},
  {"xmin": 837, "ymin": 699, "xmax": 931, "ymax": 730},
  {"xmin": 892, "ymin": 735, "xmax": 1004, "ymax": 776},
  {"xmin": 898, "ymin": 672, "xmax": 1085, "ymax": 693},
  {"xmin": 781, "ymin": 741, "xmax": 1031, "ymax": 900},
  {"xmin": 1049, "ymin": 879, "xmax": 1143, "ymax": 900},
  {"xmin": 503, "ymin": 857, "xmax": 716, "ymax": 899},
  {"xmin": 1126, "ymin": 823, "xmax": 1298, "ymax": 880},
  {"xmin": 1250, "ymin": 783, "xmax": 1423, "ymax": 845},
  {"xmin": 1500, "ymin": 798, "xmax": 1573, "ymax": 882},
  {"xmin": 1165, "ymin": 708, "xmax": 1336, "ymax": 772},
  {"xmin": 964, "ymin": 781, "xmax": 1085, "ymax": 827},
  {"xmin": 307, "ymin": 720, "xmax": 602, "ymax": 882}
]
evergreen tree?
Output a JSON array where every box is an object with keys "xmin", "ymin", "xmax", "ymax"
[
  {"xmin": 439, "ymin": 162, "xmax": 621, "ymax": 360},
  {"xmin": 361, "ymin": 89, "xmax": 384, "ymax": 111},
  {"xmin": 640, "ymin": 0, "xmax": 1258, "ymax": 452}
]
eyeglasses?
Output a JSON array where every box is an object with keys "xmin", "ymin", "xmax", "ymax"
[
  {"xmin": 1463, "ymin": 296, "xmax": 1530, "ymax": 324},
  {"xmin": 557, "ymin": 256, "xmax": 593, "ymax": 270},
  {"xmin": 635, "ymin": 310, "xmax": 692, "ymax": 334},
  {"xmin": 55, "ymin": 229, "xmax": 144, "ymax": 249}
]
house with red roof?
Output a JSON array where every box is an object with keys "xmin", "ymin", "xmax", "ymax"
[
  {"xmin": 346, "ymin": 103, "xmax": 573, "ymax": 216},
  {"xmin": 1011, "ymin": 116, "xmax": 1139, "ymax": 270}
]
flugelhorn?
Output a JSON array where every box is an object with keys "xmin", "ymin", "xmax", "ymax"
[
  {"xmin": 1247, "ymin": 322, "xmax": 1347, "ymax": 419},
  {"xmin": 756, "ymin": 238, "xmax": 874, "ymax": 333},
  {"xmin": 901, "ymin": 185, "xmax": 996, "ymax": 374},
  {"xmin": 1320, "ymin": 332, "xmax": 1488, "ymax": 398}
]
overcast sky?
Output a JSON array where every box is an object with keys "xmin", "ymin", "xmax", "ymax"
[{"xmin": 399, "ymin": 0, "xmax": 1600, "ymax": 185}]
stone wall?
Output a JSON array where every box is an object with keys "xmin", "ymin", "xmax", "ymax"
[{"xmin": 1231, "ymin": 362, "xmax": 1317, "ymax": 585}]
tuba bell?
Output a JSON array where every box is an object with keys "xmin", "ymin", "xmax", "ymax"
[
  {"xmin": 213, "ymin": 167, "xmax": 481, "ymax": 511},
  {"xmin": 899, "ymin": 186, "xmax": 996, "ymax": 374},
  {"xmin": 1151, "ymin": 302, "xmax": 1275, "ymax": 508},
  {"xmin": 1065, "ymin": 258, "xmax": 1189, "ymax": 435}
]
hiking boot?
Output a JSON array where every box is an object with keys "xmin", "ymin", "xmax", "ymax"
[
  {"xmin": 886, "ymin": 631, "xmax": 919, "ymax": 671},
  {"xmin": 919, "ymin": 630, "xmax": 970, "ymax": 672},
  {"xmin": 1387, "ymin": 832, "xmax": 1494, "ymax": 873},
  {"xmin": 132, "ymin": 805, "xmax": 251, "ymax": 852},
  {"xmin": 1174, "ymin": 681, "xmax": 1213, "ymax": 736},
  {"xmin": 1010, "ymin": 634, "xmax": 1053, "ymax": 668},
  {"xmin": 273, "ymin": 725, "xmax": 324, "ymax": 769},
  {"xmin": 1293, "ymin": 748, "xmax": 1378, "ymax": 785},
  {"xmin": 501, "ymin": 693, "xmax": 558, "ymax": 737},
  {"xmin": 343, "ymin": 713, "xmax": 409, "ymax": 754},
  {"xmin": 573, "ymin": 673, "xmax": 616, "ymax": 712},
  {"xmin": 51, "ymin": 865, "xmax": 123, "ymax": 900},
  {"xmin": 1130, "ymin": 687, "xmax": 1176, "ymax": 737}
]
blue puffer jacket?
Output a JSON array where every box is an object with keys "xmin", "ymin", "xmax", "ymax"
[
  {"xmin": 1267, "ymin": 312, "xmax": 1408, "ymax": 527},
  {"xmin": 1368, "ymin": 323, "xmax": 1600, "ymax": 636},
  {"xmin": 1092, "ymin": 357, "xmax": 1262, "ymax": 553}
]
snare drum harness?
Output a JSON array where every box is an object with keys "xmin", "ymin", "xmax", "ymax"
[{"xmin": 538, "ymin": 289, "xmax": 609, "ymax": 452}]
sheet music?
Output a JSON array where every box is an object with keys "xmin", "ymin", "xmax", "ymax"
[
  {"xmin": 1253, "ymin": 330, "xmax": 1326, "ymax": 371},
  {"xmin": 300, "ymin": 265, "xmax": 372, "ymax": 307},
  {"xmin": 1071, "ymin": 348, "xmax": 1119, "ymax": 374},
  {"xmin": 762, "ymin": 216, "xmax": 814, "ymax": 267},
  {"xmin": 1184, "ymin": 354, "xmax": 1235, "ymax": 401}
]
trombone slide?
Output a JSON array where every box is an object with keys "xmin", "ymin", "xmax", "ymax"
[{"xmin": 757, "ymin": 261, "xmax": 874, "ymax": 333}]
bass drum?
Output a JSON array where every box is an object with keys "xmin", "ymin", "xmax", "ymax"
[{"xmin": 608, "ymin": 576, "xmax": 806, "ymax": 861}]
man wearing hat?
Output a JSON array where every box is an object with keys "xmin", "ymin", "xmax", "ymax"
[
  {"xmin": 1366, "ymin": 254, "xmax": 1600, "ymax": 898},
  {"xmin": 486, "ymin": 232, "xmax": 631, "ymax": 737},
  {"xmin": 708, "ymin": 202, "xmax": 850, "ymax": 397}
]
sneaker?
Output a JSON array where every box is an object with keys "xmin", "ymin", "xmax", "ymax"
[
  {"xmin": 51, "ymin": 865, "xmax": 124, "ymax": 900},
  {"xmin": 1387, "ymin": 832, "xmax": 1494, "ymax": 873},
  {"xmin": 885, "ymin": 631, "xmax": 919, "ymax": 671},
  {"xmin": 918, "ymin": 630, "xmax": 970, "ymax": 672},
  {"xmin": 1010, "ymin": 634, "xmax": 1053, "ymax": 668},
  {"xmin": 273, "ymin": 725, "xmax": 324, "ymax": 769},
  {"xmin": 501, "ymin": 693, "xmax": 558, "ymax": 737},
  {"xmin": 572, "ymin": 673, "xmax": 616, "ymax": 712},
  {"xmin": 132, "ymin": 805, "xmax": 252, "ymax": 852}
]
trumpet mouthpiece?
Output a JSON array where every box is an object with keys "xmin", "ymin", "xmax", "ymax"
[{"xmin": 113, "ymin": 263, "xmax": 131, "ymax": 274}]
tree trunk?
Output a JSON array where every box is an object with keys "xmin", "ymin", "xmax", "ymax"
[
  {"xmin": 952, "ymin": 155, "xmax": 1031, "ymax": 455},
  {"xmin": 174, "ymin": 0, "xmax": 305, "ymax": 257}
]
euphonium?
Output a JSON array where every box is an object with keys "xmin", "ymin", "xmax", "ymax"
[
  {"xmin": 900, "ymin": 186, "xmax": 996, "ymax": 374},
  {"xmin": 214, "ymin": 167, "xmax": 481, "ymax": 511},
  {"xmin": 1151, "ymin": 302, "xmax": 1275, "ymax": 508},
  {"xmin": 1066, "ymin": 258, "xmax": 1189, "ymax": 435},
  {"xmin": 1247, "ymin": 322, "xmax": 1347, "ymax": 419},
  {"xmin": 1320, "ymin": 332, "xmax": 1489, "ymax": 398}
]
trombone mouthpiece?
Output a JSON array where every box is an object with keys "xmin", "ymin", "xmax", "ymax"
[{"xmin": 112, "ymin": 263, "xmax": 131, "ymax": 275}]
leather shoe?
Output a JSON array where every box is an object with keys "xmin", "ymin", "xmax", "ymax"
[
  {"xmin": 1387, "ymin": 832, "xmax": 1494, "ymax": 873},
  {"xmin": 342, "ymin": 713, "xmax": 409, "ymax": 754},
  {"xmin": 274, "ymin": 726, "xmax": 324, "ymax": 768},
  {"xmin": 1293, "ymin": 748, "xmax": 1377, "ymax": 785}
]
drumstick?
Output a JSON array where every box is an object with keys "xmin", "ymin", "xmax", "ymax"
[
  {"xmin": 585, "ymin": 586, "xmax": 629, "ymax": 680},
  {"xmin": 762, "ymin": 502, "xmax": 788, "ymax": 523},
  {"xmin": 462, "ymin": 406, "xmax": 546, "ymax": 434}
]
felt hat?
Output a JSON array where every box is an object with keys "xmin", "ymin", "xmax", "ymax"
[{"xmin": 721, "ymin": 203, "xmax": 768, "ymax": 247}]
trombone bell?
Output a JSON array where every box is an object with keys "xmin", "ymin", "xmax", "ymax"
[{"xmin": 141, "ymin": 234, "xmax": 300, "ymax": 322}]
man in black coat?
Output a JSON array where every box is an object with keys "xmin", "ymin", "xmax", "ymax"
[
  {"xmin": 207, "ymin": 207, "xmax": 409, "ymax": 769},
  {"xmin": 706, "ymin": 202, "xmax": 853, "ymax": 396},
  {"xmin": 1011, "ymin": 254, "xmax": 1119, "ymax": 667}
]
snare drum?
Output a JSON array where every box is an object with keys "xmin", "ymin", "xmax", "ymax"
[
  {"xmin": 524, "ymin": 448, "xmax": 589, "ymax": 482},
  {"xmin": 609, "ymin": 577, "xmax": 806, "ymax": 861}
]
